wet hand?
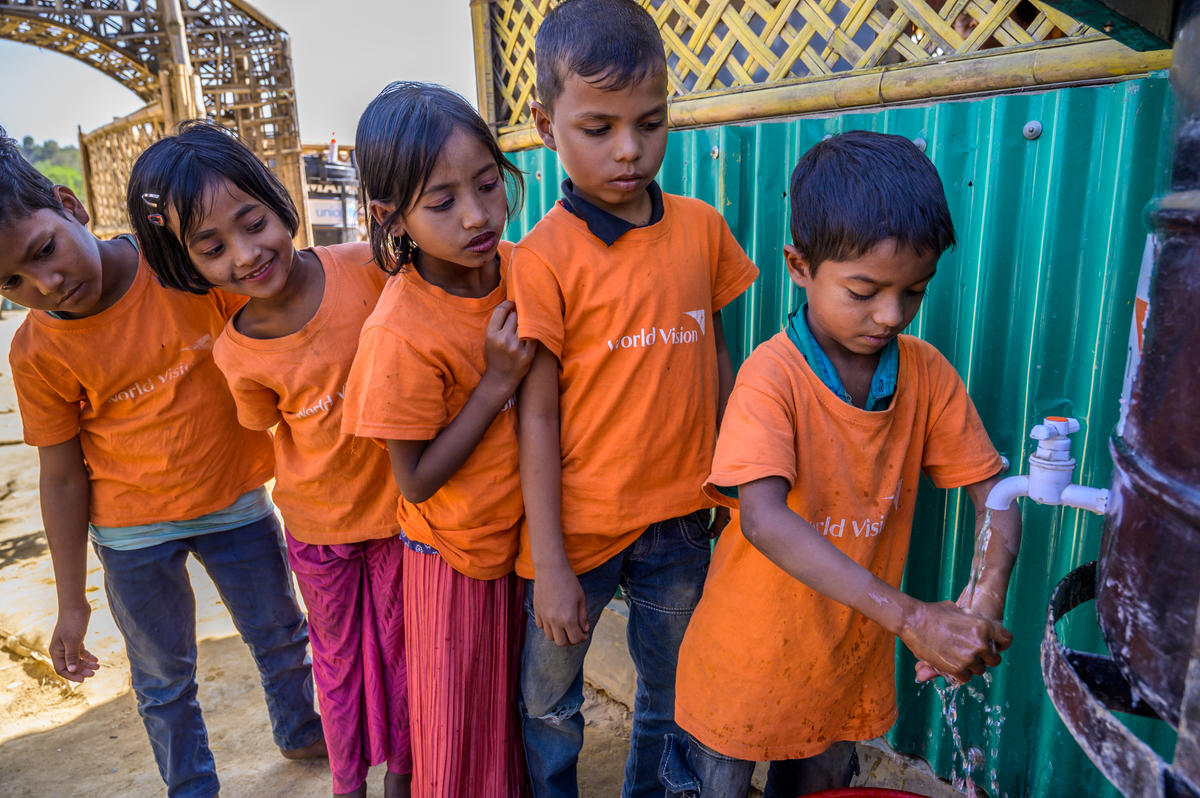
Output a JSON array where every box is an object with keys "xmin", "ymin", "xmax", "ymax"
[
  {"xmin": 915, "ymin": 584, "xmax": 1010, "ymax": 682},
  {"xmin": 902, "ymin": 600, "xmax": 1011, "ymax": 683},
  {"xmin": 533, "ymin": 564, "xmax": 590, "ymax": 647},
  {"xmin": 50, "ymin": 605, "xmax": 99, "ymax": 682},
  {"xmin": 484, "ymin": 301, "xmax": 534, "ymax": 392}
]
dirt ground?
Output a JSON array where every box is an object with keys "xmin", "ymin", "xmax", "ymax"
[{"xmin": 0, "ymin": 308, "xmax": 629, "ymax": 797}]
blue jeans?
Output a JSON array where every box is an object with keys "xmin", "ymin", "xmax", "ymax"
[
  {"xmin": 521, "ymin": 510, "xmax": 711, "ymax": 798},
  {"xmin": 660, "ymin": 734, "xmax": 858, "ymax": 798},
  {"xmin": 95, "ymin": 515, "xmax": 322, "ymax": 798}
]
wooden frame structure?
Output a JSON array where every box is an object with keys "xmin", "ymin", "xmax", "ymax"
[
  {"xmin": 0, "ymin": 0, "xmax": 309, "ymax": 241},
  {"xmin": 470, "ymin": 0, "xmax": 1172, "ymax": 151}
]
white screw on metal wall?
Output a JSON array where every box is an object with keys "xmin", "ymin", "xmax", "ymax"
[
  {"xmin": 710, "ymin": 145, "xmax": 720, "ymax": 159},
  {"xmin": 913, "ymin": 137, "xmax": 927, "ymax": 152},
  {"xmin": 1024, "ymin": 120, "xmax": 1043, "ymax": 140}
]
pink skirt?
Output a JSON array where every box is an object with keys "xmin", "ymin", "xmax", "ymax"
[
  {"xmin": 404, "ymin": 545, "xmax": 527, "ymax": 797},
  {"xmin": 286, "ymin": 532, "xmax": 411, "ymax": 793}
]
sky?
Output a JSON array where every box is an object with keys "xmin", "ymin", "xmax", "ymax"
[{"xmin": 0, "ymin": 1, "xmax": 478, "ymax": 147}]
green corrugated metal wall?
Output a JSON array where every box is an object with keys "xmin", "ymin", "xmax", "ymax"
[{"xmin": 504, "ymin": 76, "xmax": 1176, "ymax": 797}]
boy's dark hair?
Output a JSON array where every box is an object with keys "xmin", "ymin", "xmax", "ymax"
[
  {"xmin": 0, "ymin": 126, "xmax": 64, "ymax": 225},
  {"xmin": 127, "ymin": 121, "xmax": 298, "ymax": 294},
  {"xmin": 789, "ymin": 130, "xmax": 956, "ymax": 273},
  {"xmin": 535, "ymin": 0, "xmax": 667, "ymax": 111},
  {"xmin": 355, "ymin": 81, "xmax": 525, "ymax": 275}
]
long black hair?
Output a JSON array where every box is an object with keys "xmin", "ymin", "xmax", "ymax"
[
  {"xmin": 127, "ymin": 121, "xmax": 298, "ymax": 293},
  {"xmin": 355, "ymin": 81, "xmax": 524, "ymax": 275}
]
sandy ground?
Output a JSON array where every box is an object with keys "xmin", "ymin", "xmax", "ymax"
[{"xmin": 0, "ymin": 308, "xmax": 629, "ymax": 797}]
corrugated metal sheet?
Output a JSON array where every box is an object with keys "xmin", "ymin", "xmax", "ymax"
[{"xmin": 504, "ymin": 75, "xmax": 1176, "ymax": 797}]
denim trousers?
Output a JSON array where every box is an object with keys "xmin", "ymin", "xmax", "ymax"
[
  {"xmin": 95, "ymin": 514, "xmax": 322, "ymax": 798},
  {"xmin": 660, "ymin": 734, "xmax": 858, "ymax": 798},
  {"xmin": 521, "ymin": 510, "xmax": 711, "ymax": 798}
]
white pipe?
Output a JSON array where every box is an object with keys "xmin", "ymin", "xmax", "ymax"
[
  {"xmin": 986, "ymin": 475, "xmax": 1030, "ymax": 511},
  {"xmin": 1059, "ymin": 484, "xmax": 1110, "ymax": 515}
]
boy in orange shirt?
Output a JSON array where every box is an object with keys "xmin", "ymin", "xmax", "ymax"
[
  {"xmin": 0, "ymin": 129, "xmax": 321, "ymax": 798},
  {"xmin": 665, "ymin": 130, "xmax": 1022, "ymax": 798},
  {"xmin": 508, "ymin": 2, "xmax": 758, "ymax": 796}
]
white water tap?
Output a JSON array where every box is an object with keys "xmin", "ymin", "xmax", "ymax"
[{"xmin": 985, "ymin": 416, "xmax": 1109, "ymax": 514}]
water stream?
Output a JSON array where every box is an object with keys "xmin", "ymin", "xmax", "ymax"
[{"xmin": 923, "ymin": 508, "xmax": 1005, "ymax": 795}]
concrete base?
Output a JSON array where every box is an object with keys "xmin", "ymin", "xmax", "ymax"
[{"xmin": 582, "ymin": 599, "xmax": 970, "ymax": 797}]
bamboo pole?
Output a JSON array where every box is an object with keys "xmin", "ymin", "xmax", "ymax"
[{"xmin": 497, "ymin": 37, "xmax": 1171, "ymax": 151}]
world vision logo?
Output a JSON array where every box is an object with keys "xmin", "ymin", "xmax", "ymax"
[{"xmin": 607, "ymin": 310, "xmax": 707, "ymax": 352}]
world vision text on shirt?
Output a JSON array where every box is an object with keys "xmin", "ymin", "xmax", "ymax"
[
  {"xmin": 509, "ymin": 194, "xmax": 758, "ymax": 577},
  {"xmin": 675, "ymin": 333, "xmax": 1004, "ymax": 762},
  {"xmin": 9, "ymin": 255, "xmax": 273, "ymax": 527},
  {"xmin": 607, "ymin": 310, "xmax": 707, "ymax": 351},
  {"xmin": 213, "ymin": 242, "xmax": 400, "ymax": 546}
]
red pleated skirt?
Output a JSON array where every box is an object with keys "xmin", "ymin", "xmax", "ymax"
[{"xmin": 403, "ymin": 544, "xmax": 527, "ymax": 797}]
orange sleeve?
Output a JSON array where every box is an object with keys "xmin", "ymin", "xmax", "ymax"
[
  {"xmin": 211, "ymin": 288, "xmax": 250, "ymax": 321},
  {"xmin": 709, "ymin": 211, "xmax": 759, "ymax": 312},
  {"xmin": 509, "ymin": 244, "xmax": 566, "ymax": 358},
  {"xmin": 343, "ymin": 325, "xmax": 449, "ymax": 441},
  {"xmin": 920, "ymin": 345, "xmax": 1004, "ymax": 488},
  {"xmin": 10, "ymin": 345, "xmax": 84, "ymax": 447},
  {"xmin": 211, "ymin": 335, "xmax": 282, "ymax": 431},
  {"xmin": 707, "ymin": 358, "xmax": 797, "ymax": 494}
]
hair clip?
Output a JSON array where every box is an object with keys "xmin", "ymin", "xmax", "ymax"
[
  {"xmin": 147, "ymin": 213, "xmax": 165, "ymax": 227},
  {"xmin": 141, "ymin": 193, "xmax": 161, "ymax": 211}
]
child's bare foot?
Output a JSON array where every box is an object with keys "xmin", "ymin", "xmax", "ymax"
[
  {"xmin": 280, "ymin": 736, "xmax": 328, "ymax": 760},
  {"xmin": 384, "ymin": 770, "xmax": 412, "ymax": 798}
]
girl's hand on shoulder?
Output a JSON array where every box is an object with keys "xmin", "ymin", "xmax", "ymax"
[{"xmin": 483, "ymin": 301, "xmax": 535, "ymax": 393}]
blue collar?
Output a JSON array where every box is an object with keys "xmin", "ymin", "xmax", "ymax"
[
  {"xmin": 785, "ymin": 304, "xmax": 897, "ymax": 411},
  {"xmin": 559, "ymin": 179, "xmax": 664, "ymax": 246}
]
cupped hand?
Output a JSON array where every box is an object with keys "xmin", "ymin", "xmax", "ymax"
[
  {"xmin": 50, "ymin": 605, "xmax": 99, "ymax": 682},
  {"xmin": 902, "ymin": 600, "xmax": 1011, "ymax": 683}
]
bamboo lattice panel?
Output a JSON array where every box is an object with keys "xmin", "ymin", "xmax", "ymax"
[
  {"xmin": 481, "ymin": 0, "xmax": 1094, "ymax": 130},
  {"xmin": 79, "ymin": 110, "xmax": 168, "ymax": 236},
  {"xmin": 0, "ymin": 1, "xmax": 306, "ymax": 238}
]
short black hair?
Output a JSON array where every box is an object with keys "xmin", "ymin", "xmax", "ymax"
[
  {"xmin": 355, "ymin": 81, "xmax": 524, "ymax": 275},
  {"xmin": 535, "ymin": 0, "xmax": 667, "ymax": 111},
  {"xmin": 0, "ymin": 126, "xmax": 64, "ymax": 225},
  {"xmin": 789, "ymin": 130, "xmax": 956, "ymax": 273},
  {"xmin": 127, "ymin": 121, "xmax": 298, "ymax": 294}
]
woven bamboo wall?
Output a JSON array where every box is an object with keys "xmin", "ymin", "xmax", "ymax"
[
  {"xmin": 471, "ymin": 0, "xmax": 1169, "ymax": 150},
  {"xmin": 78, "ymin": 105, "xmax": 169, "ymax": 239}
]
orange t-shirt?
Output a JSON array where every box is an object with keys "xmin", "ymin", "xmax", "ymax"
[
  {"xmin": 508, "ymin": 194, "xmax": 758, "ymax": 577},
  {"xmin": 675, "ymin": 332, "xmax": 1004, "ymax": 761},
  {"xmin": 341, "ymin": 243, "xmax": 521, "ymax": 580},
  {"xmin": 10, "ymin": 251, "xmax": 274, "ymax": 527},
  {"xmin": 212, "ymin": 242, "xmax": 399, "ymax": 545}
]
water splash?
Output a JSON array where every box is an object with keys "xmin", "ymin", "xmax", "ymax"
[{"xmin": 922, "ymin": 671, "xmax": 1005, "ymax": 795}]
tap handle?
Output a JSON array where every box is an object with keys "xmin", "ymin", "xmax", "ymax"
[{"xmin": 1031, "ymin": 416, "xmax": 1081, "ymax": 440}]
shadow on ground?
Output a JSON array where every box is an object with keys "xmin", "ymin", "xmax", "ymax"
[{"xmin": 0, "ymin": 529, "xmax": 48, "ymax": 569}]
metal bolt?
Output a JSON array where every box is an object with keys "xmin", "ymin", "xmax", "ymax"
[
  {"xmin": 1023, "ymin": 120, "xmax": 1043, "ymax": 140},
  {"xmin": 822, "ymin": 133, "xmax": 833, "ymax": 141},
  {"xmin": 710, "ymin": 145, "xmax": 720, "ymax": 160},
  {"xmin": 535, "ymin": 169, "xmax": 543, "ymax": 181},
  {"xmin": 912, "ymin": 137, "xmax": 927, "ymax": 152}
]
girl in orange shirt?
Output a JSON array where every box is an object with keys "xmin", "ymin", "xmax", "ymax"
[
  {"xmin": 343, "ymin": 82, "xmax": 531, "ymax": 796},
  {"xmin": 127, "ymin": 123, "xmax": 411, "ymax": 798}
]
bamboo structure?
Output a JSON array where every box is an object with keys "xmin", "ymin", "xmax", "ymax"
[
  {"xmin": 0, "ymin": 0, "xmax": 310, "ymax": 243},
  {"xmin": 470, "ymin": 0, "xmax": 1172, "ymax": 151}
]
